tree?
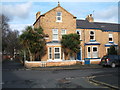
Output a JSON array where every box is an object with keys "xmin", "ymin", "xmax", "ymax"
[
  {"xmin": 108, "ymin": 45, "xmax": 117, "ymax": 55},
  {"xmin": 1, "ymin": 14, "xmax": 20, "ymax": 58},
  {"xmin": 5, "ymin": 30, "xmax": 21, "ymax": 56},
  {"xmin": 1, "ymin": 14, "xmax": 10, "ymax": 52},
  {"xmin": 19, "ymin": 26, "xmax": 46, "ymax": 61},
  {"xmin": 61, "ymin": 33, "xmax": 80, "ymax": 60}
]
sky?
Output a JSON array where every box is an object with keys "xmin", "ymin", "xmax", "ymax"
[{"xmin": 0, "ymin": 0, "xmax": 119, "ymax": 33}]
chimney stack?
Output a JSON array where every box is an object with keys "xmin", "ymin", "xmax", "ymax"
[
  {"xmin": 85, "ymin": 14, "xmax": 94, "ymax": 22},
  {"xmin": 36, "ymin": 11, "xmax": 40, "ymax": 20}
]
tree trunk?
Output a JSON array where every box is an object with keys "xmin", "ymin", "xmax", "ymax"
[{"xmin": 27, "ymin": 47, "xmax": 33, "ymax": 61}]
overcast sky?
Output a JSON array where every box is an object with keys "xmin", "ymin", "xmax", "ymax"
[{"xmin": 0, "ymin": 0, "xmax": 119, "ymax": 33}]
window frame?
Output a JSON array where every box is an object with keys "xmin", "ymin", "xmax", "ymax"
[
  {"xmin": 108, "ymin": 34, "xmax": 113, "ymax": 42},
  {"xmin": 90, "ymin": 30, "xmax": 95, "ymax": 40},
  {"xmin": 76, "ymin": 30, "xmax": 82, "ymax": 40},
  {"xmin": 61, "ymin": 29, "xmax": 66, "ymax": 35},
  {"xmin": 54, "ymin": 47, "xmax": 61, "ymax": 60},
  {"xmin": 52, "ymin": 29, "xmax": 58, "ymax": 40},
  {"xmin": 92, "ymin": 46, "xmax": 98, "ymax": 58},
  {"xmin": 56, "ymin": 12, "xmax": 62, "ymax": 22},
  {"xmin": 48, "ymin": 47, "xmax": 52, "ymax": 60},
  {"xmin": 87, "ymin": 46, "xmax": 91, "ymax": 58}
]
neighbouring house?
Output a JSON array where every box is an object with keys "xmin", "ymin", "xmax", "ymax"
[
  {"xmin": 33, "ymin": 3, "xmax": 120, "ymax": 64},
  {"xmin": 118, "ymin": 32, "xmax": 120, "ymax": 55}
]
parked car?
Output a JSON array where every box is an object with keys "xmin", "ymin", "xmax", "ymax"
[{"xmin": 100, "ymin": 55, "xmax": 120, "ymax": 68}]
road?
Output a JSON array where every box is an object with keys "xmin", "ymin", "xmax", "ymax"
[{"xmin": 2, "ymin": 60, "xmax": 119, "ymax": 89}]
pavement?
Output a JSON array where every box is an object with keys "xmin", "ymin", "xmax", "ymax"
[{"xmin": 2, "ymin": 59, "xmax": 120, "ymax": 89}]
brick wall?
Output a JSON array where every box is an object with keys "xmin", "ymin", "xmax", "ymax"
[{"xmin": 25, "ymin": 60, "xmax": 79, "ymax": 68}]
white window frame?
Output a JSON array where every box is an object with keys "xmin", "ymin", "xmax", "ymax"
[
  {"xmin": 61, "ymin": 29, "xmax": 66, "ymax": 35},
  {"xmin": 108, "ymin": 34, "xmax": 113, "ymax": 42},
  {"xmin": 90, "ymin": 30, "xmax": 95, "ymax": 40},
  {"xmin": 48, "ymin": 47, "xmax": 52, "ymax": 60},
  {"xmin": 76, "ymin": 30, "xmax": 82, "ymax": 40},
  {"xmin": 61, "ymin": 29, "xmax": 66, "ymax": 38},
  {"xmin": 52, "ymin": 29, "xmax": 58, "ymax": 40},
  {"xmin": 54, "ymin": 47, "xmax": 61, "ymax": 60},
  {"xmin": 56, "ymin": 12, "xmax": 62, "ymax": 22},
  {"xmin": 92, "ymin": 46, "xmax": 98, "ymax": 58},
  {"xmin": 87, "ymin": 46, "xmax": 91, "ymax": 58}
]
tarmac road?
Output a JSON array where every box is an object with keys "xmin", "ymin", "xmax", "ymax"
[{"xmin": 2, "ymin": 60, "xmax": 119, "ymax": 89}]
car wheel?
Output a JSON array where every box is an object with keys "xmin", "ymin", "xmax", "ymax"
[{"xmin": 111, "ymin": 63, "xmax": 116, "ymax": 68}]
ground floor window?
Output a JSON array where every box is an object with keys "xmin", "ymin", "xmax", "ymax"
[
  {"xmin": 87, "ymin": 47, "xmax": 91, "ymax": 58},
  {"xmin": 92, "ymin": 47, "xmax": 98, "ymax": 58},
  {"xmin": 87, "ymin": 46, "xmax": 98, "ymax": 58},
  {"xmin": 54, "ymin": 47, "xmax": 61, "ymax": 60},
  {"xmin": 48, "ymin": 47, "xmax": 52, "ymax": 60}
]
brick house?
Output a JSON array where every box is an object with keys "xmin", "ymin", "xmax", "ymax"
[{"xmin": 33, "ymin": 3, "xmax": 120, "ymax": 64}]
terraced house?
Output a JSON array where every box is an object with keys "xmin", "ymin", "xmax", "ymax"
[{"xmin": 33, "ymin": 3, "xmax": 120, "ymax": 64}]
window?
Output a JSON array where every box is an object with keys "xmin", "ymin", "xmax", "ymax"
[
  {"xmin": 54, "ymin": 47, "xmax": 61, "ymax": 60},
  {"xmin": 61, "ymin": 29, "xmax": 66, "ymax": 35},
  {"xmin": 52, "ymin": 29, "xmax": 58, "ymax": 40},
  {"xmin": 109, "ymin": 34, "xmax": 113, "ymax": 42},
  {"xmin": 87, "ymin": 47, "xmax": 91, "ymax": 58},
  {"xmin": 56, "ymin": 12, "xmax": 62, "ymax": 22},
  {"xmin": 92, "ymin": 47, "xmax": 98, "ymax": 58},
  {"xmin": 87, "ymin": 46, "xmax": 98, "ymax": 58},
  {"xmin": 90, "ymin": 31, "xmax": 95, "ymax": 40},
  {"xmin": 48, "ymin": 47, "xmax": 52, "ymax": 59},
  {"xmin": 76, "ymin": 30, "xmax": 81, "ymax": 40}
]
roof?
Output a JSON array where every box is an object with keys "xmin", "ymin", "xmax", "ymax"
[{"xmin": 77, "ymin": 19, "xmax": 120, "ymax": 32}]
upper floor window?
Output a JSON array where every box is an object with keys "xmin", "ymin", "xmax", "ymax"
[
  {"xmin": 52, "ymin": 29, "xmax": 58, "ymax": 40},
  {"xmin": 109, "ymin": 34, "xmax": 113, "ymax": 42},
  {"xmin": 90, "ymin": 31, "xmax": 95, "ymax": 40},
  {"xmin": 61, "ymin": 29, "xmax": 66, "ymax": 35},
  {"xmin": 76, "ymin": 30, "xmax": 81, "ymax": 40},
  {"xmin": 56, "ymin": 12, "xmax": 62, "ymax": 22}
]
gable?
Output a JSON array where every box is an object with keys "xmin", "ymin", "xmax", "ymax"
[{"xmin": 42, "ymin": 5, "xmax": 76, "ymax": 18}]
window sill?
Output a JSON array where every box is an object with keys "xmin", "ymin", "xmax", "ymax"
[
  {"xmin": 56, "ymin": 21, "xmax": 62, "ymax": 22},
  {"xmin": 109, "ymin": 41, "xmax": 114, "ymax": 44},
  {"xmin": 90, "ymin": 40, "xmax": 96, "ymax": 42}
]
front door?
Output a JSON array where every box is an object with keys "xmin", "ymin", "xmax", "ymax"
[{"xmin": 77, "ymin": 48, "xmax": 82, "ymax": 60}]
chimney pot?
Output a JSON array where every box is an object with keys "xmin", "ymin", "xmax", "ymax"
[
  {"xmin": 36, "ymin": 11, "xmax": 40, "ymax": 20},
  {"xmin": 85, "ymin": 14, "xmax": 94, "ymax": 22}
]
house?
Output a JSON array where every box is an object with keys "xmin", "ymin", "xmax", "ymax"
[
  {"xmin": 33, "ymin": 3, "xmax": 120, "ymax": 64},
  {"xmin": 118, "ymin": 32, "xmax": 120, "ymax": 55}
]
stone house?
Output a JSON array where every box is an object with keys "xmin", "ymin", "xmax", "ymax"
[{"xmin": 33, "ymin": 3, "xmax": 120, "ymax": 64}]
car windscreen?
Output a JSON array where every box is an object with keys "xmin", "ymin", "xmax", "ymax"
[{"xmin": 102, "ymin": 56, "xmax": 108, "ymax": 60}]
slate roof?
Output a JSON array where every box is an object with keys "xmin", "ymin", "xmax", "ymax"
[{"xmin": 76, "ymin": 19, "xmax": 120, "ymax": 32}]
